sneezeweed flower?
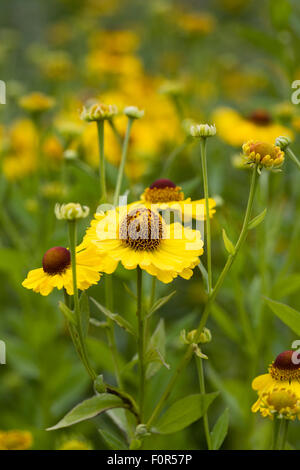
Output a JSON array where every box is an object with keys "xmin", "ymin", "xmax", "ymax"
[
  {"xmin": 82, "ymin": 207, "xmax": 204, "ymax": 283},
  {"xmin": 124, "ymin": 106, "xmax": 144, "ymax": 119},
  {"xmin": 55, "ymin": 202, "xmax": 89, "ymax": 220},
  {"xmin": 132, "ymin": 178, "xmax": 216, "ymax": 221},
  {"xmin": 242, "ymin": 140, "xmax": 284, "ymax": 171},
  {"xmin": 19, "ymin": 92, "xmax": 55, "ymax": 113},
  {"xmin": 80, "ymin": 102, "xmax": 118, "ymax": 122},
  {"xmin": 0, "ymin": 430, "xmax": 33, "ymax": 450},
  {"xmin": 58, "ymin": 438, "xmax": 92, "ymax": 450},
  {"xmin": 252, "ymin": 350, "xmax": 300, "ymax": 420},
  {"xmin": 190, "ymin": 123, "xmax": 216, "ymax": 138},
  {"xmin": 22, "ymin": 246, "xmax": 102, "ymax": 296},
  {"xmin": 212, "ymin": 107, "xmax": 293, "ymax": 146}
]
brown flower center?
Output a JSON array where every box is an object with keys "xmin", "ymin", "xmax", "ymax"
[
  {"xmin": 270, "ymin": 350, "xmax": 300, "ymax": 382},
  {"xmin": 144, "ymin": 179, "xmax": 184, "ymax": 203},
  {"xmin": 119, "ymin": 208, "xmax": 164, "ymax": 251},
  {"xmin": 247, "ymin": 109, "xmax": 272, "ymax": 126},
  {"xmin": 42, "ymin": 247, "xmax": 71, "ymax": 275}
]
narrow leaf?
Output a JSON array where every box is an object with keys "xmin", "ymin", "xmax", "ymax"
[
  {"xmin": 91, "ymin": 297, "xmax": 136, "ymax": 336},
  {"xmin": 248, "ymin": 208, "xmax": 267, "ymax": 230},
  {"xmin": 47, "ymin": 393, "xmax": 125, "ymax": 430},
  {"xmin": 59, "ymin": 301, "xmax": 76, "ymax": 325},
  {"xmin": 211, "ymin": 408, "xmax": 229, "ymax": 450},
  {"xmin": 147, "ymin": 291, "xmax": 176, "ymax": 318},
  {"xmin": 222, "ymin": 229, "xmax": 235, "ymax": 255},
  {"xmin": 98, "ymin": 428, "xmax": 128, "ymax": 450},
  {"xmin": 154, "ymin": 392, "xmax": 219, "ymax": 434},
  {"xmin": 264, "ymin": 297, "xmax": 300, "ymax": 336}
]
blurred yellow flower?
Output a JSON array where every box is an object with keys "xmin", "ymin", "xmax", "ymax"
[
  {"xmin": 175, "ymin": 11, "xmax": 216, "ymax": 34},
  {"xmin": 58, "ymin": 438, "xmax": 92, "ymax": 450},
  {"xmin": 0, "ymin": 430, "xmax": 33, "ymax": 450},
  {"xmin": 43, "ymin": 135, "xmax": 64, "ymax": 162},
  {"xmin": 19, "ymin": 92, "xmax": 55, "ymax": 113}
]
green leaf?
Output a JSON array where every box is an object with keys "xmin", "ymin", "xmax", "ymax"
[
  {"xmin": 222, "ymin": 229, "xmax": 235, "ymax": 255},
  {"xmin": 272, "ymin": 274, "xmax": 300, "ymax": 299},
  {"xmin": 91, "ymin": 297, "xmax": 136, "ymax": 336},
  {"xmin": 98, "ymin": 428, "xmax": 128, "ymax": 450},
  {"xmin": 154, "ymin": 392, "xmax": 219, "ymax": 434},
  {"xmin": 146, "ymin": 319, "xmax": 169, "ymax": 379},
  {"xmin": 80, "ymin": 291, "xmax": 90, "ymax": 337},
  {"xmin": 147, "ymin": 291, "xmax": 176, "ymax": 318},
  {"xmin": 59, "ymin": 301, "xmax": 76, "ymax": 325},
  {"xmin": 264, "ymin": 297, "xmax": 300, "ymax": 336},
  {"xmin": 47, "ymin": 393, "xmax": 126, "ymax": 430},
  {"xmin": 198, "ymin": 261, "xmax": 209, "ymax": 293},
  {"xmin": 248, "ymin": 208, "xmax": 267, "ymax": 230},
  {"xmin": 211, "ymin": 408, "xmax": 229, "ymax": 450},
  {"xmin": 211, "ymin": 303, "xmax": 241, "ymax": 345}
]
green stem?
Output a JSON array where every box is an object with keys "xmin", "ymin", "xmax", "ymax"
[
  {"xmin": 279, "ymin": 419, "xmax": 289, "ymax": 450},
  {"xmin": 287, "ymin": 147, "xmax": 300, "ymax": 171},
  {"xmin": 150, "ymin": 276, "xmax": 156, "ymax": 309},
  {"xmin": 272, "ymin": 419, "xmax": 282, "ymax": 450},
  {"xmin": 196, "ymin": 357, "xmax": 212, "ymax": 449},
  {"xmin": 113, "ymin": 118, "xmax": 133, "ymax": 207},
  {"xmin": 137, "ymin": 266, "xmax": 145, "ymax": 422},
  {"xmin": 147, "ymin": 166, "xmax": 259, "ymax": 427},
  {"xmin": 97, "ymin": 121, "xmax": 107, "ymax": 202},
  {"xmin": 200, "ymin": 137, "xmax": 212, "ymax": 293},
  {"xmin": 68, "ymin": 220, "xmax": 96, "ymax": 381}
]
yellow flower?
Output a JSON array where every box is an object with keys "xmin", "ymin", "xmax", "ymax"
[
  {"xmin": 81, "ymin": 102, "xmax": 118, "ymax": 122},
  {"xmin": 42, "ymin": 135, "xmax": 64, "ymax": 162},
  {"xmin": 252, "ymin": 350, "xmax": 300, "ymax": 420},
  {"xmin": 212, "ymin": 107, "xmax": 293, "ymax": 146},
  {"xmin": 242, "ymin": 140, "xmax": 284, "ymax": 170},
  {"xmin": 22, "ymin": 246, "xmax": 102, "ymax": 296},
  {"xmin": 58, "ymin": 438, "xmax": 92, "ymax": 450},
  {"xmin": 175, "ymin": 11, "xmax": 216, "ymax": 34},
  {"xmin": 19, "ymin": 92, "xmax": 55, "ymax": 113},
  {"xmin": 130, "ymin": 178, "xmax": 216, "ymax": 221},
  {"xmin": 81, "ymin": 207, "xmax": 204, "ymax": 283},
  {"xmin": 0, "ymin": 430, "xmax": 33, "ymax": 450}
]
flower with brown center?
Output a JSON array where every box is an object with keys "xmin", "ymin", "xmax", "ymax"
[{"xmin": 242, "ymin": 140, "xmax": 285, "ymax": 170}]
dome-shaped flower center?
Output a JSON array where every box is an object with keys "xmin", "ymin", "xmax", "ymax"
[
  {"xmin": 143, "ymin": 179, "xmax": 184, "ymax": 203},
  {"xmin": 242, "ymin": 140, "xmax": 284, "ymax": 169},
  {"xmin": 120, "ymin": 208, "xmax": 164, "ymax": 251},
  {"xmin": 266, "ymin": 389, "xmax": 298, "ymax": 412},
  {"xmin": 270, "ymin": 350, "xmax": 300, "ymax": 382},
  {"xmin": 247, "ymin": 109, "xmax": 272, "ymax": 126},
  {"xmin": 42, "ymin": 247, "xmax": 71, "ymax": 275}
]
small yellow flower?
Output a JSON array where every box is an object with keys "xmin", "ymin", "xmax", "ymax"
[
  {"xmin": 22, "ymin": 246, "xmax": 102, "ymax": 296},
  {"xmin": 252, "ymin": 350, "xmax": 300, "ymax": 420},
  {"xmin": 19, "ymin": 92, "xmax": 55, "ymax": 113},
  {"xmin": 132, "ymin": 178, "xmax": 216, "ymax": 221},
  {"xmin": 58, "ymin": 438, "xmax": 92, "ymax": 450},
  {"xmin": 0, "ymin": 430, "xmax": 33, "ymax": 450},
  {"xmin": 80, "ymin": 102, "xmax": 118, "ymax": 122},
  {"xmin": 242, "ymin": 140, "xmax": 284, "ymax": 170},
  {"xmin": 81, "ymin": 206, "xmax": 204, "ymax": 283}
]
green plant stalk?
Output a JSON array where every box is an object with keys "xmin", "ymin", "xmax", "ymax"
[
  {"xmin": 137, "ymin": 266, "xmax": 145, "ymax": 422},
  {"xmin": 287, "ymin": 147, "xmax": 300, "ymax": 171},
  {"xmin": 196, "ymin": 356, "xmax": 212, "ymax": 450},
  {"xmin": 150, "ymin": 276, "xmax": 156, "ymax": 309},
  {"xmin": 97, "ymin": 120, "xmax": 107, "ymax": 202},
  {"xmin": 279, "ymin": 419, "xmax": 289, "ymax": 450},
  {"xmin": 113, "ymin": 117, "xmax": 133, "ymax": 207},
  {"xmin": 68, "ymin": 220, "xmax": 97, "ymax": 381},
  {"xmin": 147, "ymin": 166, "xmax": 259, "ymax": 428},
  {"xmin": 272, "ymin": 418, "xmax": 281, "ymax": 450}
]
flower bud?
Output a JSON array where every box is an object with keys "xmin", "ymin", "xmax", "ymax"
[
  {"xmin": 124, "ymin": 106, "xmax": 144, "ymax": 119},
  {"xmin": 80, "ymin": 103, "xmax": 118, "ymax": 122},
  {"xmin": 275, "ymin": 135, "xmax": 292, "ymax": 150},
  {"xmin": 190, "ymin": 123, "xmax": 216, "ymax": 138},
  {"xmin": 55, "ymin": 202, "xmax": 89, "ymax": 220},
  {"xmin": 242, "ymin": 140, "xmax": 284, "ymax": 170}
]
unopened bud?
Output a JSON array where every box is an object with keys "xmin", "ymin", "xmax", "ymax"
[
  {"xmin": 55, "ymin": 202, "xmax": 89, "ymax": 220},
  {"xmin": 190, "ymin": 123, "xmax": 216, "ymax": 138},
  {"xmin": 124, "ymin": 106, "xmax": 144, "ymax": 119}
]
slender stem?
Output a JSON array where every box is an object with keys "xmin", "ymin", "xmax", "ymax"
[
  {"xmin": 279, "ymin": 419, "xmax": 289, "ymax": 450},
  {"xmin": 272, "ymin": 419, "xmax": 282, "ymax": 450},
  {"xmin": 113, "ymin": 118, "xmax": 133, "ymax": 207},
  {"xmin": 150, "ymin": 276, "xmax": 156, "ymax": 309},
  {"xmin": 68, "ymin": 220, "xmax": 96, "ymax": 381},
  {"xmin": 196, "ymin": 357, "xmax": 212, "ymax": 449},
  {"xmin": 147, "ymin": 166, "xmax": 259, "ymax": 427},
  {"xmin": 97, "ymin": 121, "xmax": 107, "ymax": 202},
  {"xmin": 287, "ymin": 147, "xmax": 300, "ymax": 171},
  {"xmin": 200, "ymin": 137, "xmax": 212, "ymax": 293},
  {"xmin": 137, "ymin": 266, "xmax": 145, "ymax": 422}
]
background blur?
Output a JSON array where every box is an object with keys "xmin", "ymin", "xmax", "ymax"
[{"xmin": 1, "ymin": 0, "xmax": 300, "ymax": 450}]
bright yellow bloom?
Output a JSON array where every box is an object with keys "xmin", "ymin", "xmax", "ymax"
[
  {"xmin": 42, "ymin": 135, "xmax": 64, "ymax": 162},
  {"xmin": 252, "ymin": 350, "xmax": 300, "ymax": 420},
  {"xmin": 19, "ymin": 92, "xmax": 55, "ymax": 113},
  {"xmin": 81, "ymin": 207, "xmax": 203, "ymax": 283},
  {"xmin": 130, "ymin": 178, "xmax": 216, "ymax": 221},
  {"xmin": 22, "ymin": 246, "xmax": 102, "ymax": 296},
  {"xmin": 242, "ymin": 140, "xmax": 284, "ymax": 170},
  {"xmin": 0, "ymin": 430, "xmax": 33, "ymax": 450},
  {"xmin": 58, "ymin": 439, "xmax": 92, "ymax": 450},
  {"xmin": 212, "ymin": 107, "xmax": 293, "ymax": 146}
]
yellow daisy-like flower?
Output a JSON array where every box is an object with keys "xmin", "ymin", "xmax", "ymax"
[
  {"xmin": 242, "ymin": 140, "xmax": 284, "ymax": 170},
  {"xmin": 22, "ymin": 246, "xmax": 102, "ymax": 296},
  {"xmin": 0, "ymin": 430, "xmax": 33, "ymax": 450},
  {"xmin": 252, "ymin": 350, "xmax": 300, "ymax": 420},
  {"xmin": 19, "ymin": 92, "xmax": 55, "ymax": 113},
  {"xmin": 81, "ymin": 207, "xmax": 204, "ymax": 283},
  {"xmin": 58, "ymin": 438, "xmax": 92, "ymax": 450},
  {"xmin": 212, "ymin": 107, "xmax": 293, "ymax": 147},
  {"xmin": 129, "ymin": 178, "xmax": 216, "ymax": 222}
]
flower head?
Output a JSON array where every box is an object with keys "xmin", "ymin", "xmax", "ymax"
[
  {"xmin": 80, "ymin": 102, "xmax": 118, "ymax": 122},
  {"xmin": 55, "ymin": 202, "xmax": 89, "ymax": 220},
  {"xmin": 275, "ymin": 135, "xmax": 292, "ymax": 150},
  {"xmin": 190, "ymin": 123, "xmax": 216, "ymax": 138},
  {"xmin": 19, "ymin": 92, "xmax": 55, "ymax": 113},
  {"xmin": 58, "ymin": 438, "xmax": 92, "ymax": 450},
  {"xmin": 252, "ymin": 350, "xmax": 300, "ymax": 420},
  {"xmin": 242, "ymin": 140, "xmax": 284, "ymax": 170},
  {"xmin": 22, "ymin": 246, "xmax": 102, "ymax": 296},
  {"xmin": 0, "ymin": 430, "xmax": 33, "ymax": 450},
  {"xmin": 124, "ymin": 106, "xmax": 144, "ymax": 119}
]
